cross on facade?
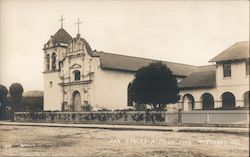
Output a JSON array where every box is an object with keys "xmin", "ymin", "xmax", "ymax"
[
  {"xmin": 75, "ymin": 18, "xmax": 82, "ymax": 34},
  {"xmin": 59, "ymin": 15, "xmax": 65, "ymax": 28}
]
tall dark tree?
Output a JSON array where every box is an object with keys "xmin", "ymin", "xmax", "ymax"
[
  {"xmin": 130, "ymin": 62, "xmax": 180, "ymax": 110},
  {"xmin": 0, "ymin": 84, "xmax": 8, "ymax": 106},
  {"xmin": 9, "ymin": 83, "xmax": 24, "ymax": 111},
  {"xmin": 0, "ymin": 85, "xmax": 8, "ymax": 118}
]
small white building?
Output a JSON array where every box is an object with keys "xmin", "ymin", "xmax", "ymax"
[
  {"xmin": 179, "ymin": 41, "xmax": 249, "ymax": 111},
  {"xmin": 43, "ymin": 27, "xmax": 249, "ymax": 111}
]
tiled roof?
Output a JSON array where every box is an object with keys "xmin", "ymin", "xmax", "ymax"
[
  {"xmin": 178, "ymin": 71, "xmax": 216, "ymax": 89},
  {"xmin": 209, "ymin": 41, "xmax": 249, "ymax": 62},
  {"xmin": 51, "ymin": 28, "xmax": 72, "ymax": 44},
  {"xmin": 98, "ymin": 52, "xmax": 201, "ymax": 77}
]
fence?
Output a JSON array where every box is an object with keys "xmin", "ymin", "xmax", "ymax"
[
  {"xmin": 14, "ymin": 110, "xmax": 249, "ymax": 127},
  {"xmin": 181, "ymin": 110, "xmax": 249, "ymax": 125},
  {"xmin": 14, "ymin": 111, "xmax": 168, "ymax": 126}
]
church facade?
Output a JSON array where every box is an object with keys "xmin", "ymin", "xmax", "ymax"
[{"xmin": 43, "ymin": 27, "xmax": 249, "ymax": 111}]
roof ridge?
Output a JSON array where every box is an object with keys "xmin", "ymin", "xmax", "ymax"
[
  {"xmin": 190, "ymin": 70, "xmax": 215, "ymax": 74},
  {"xmin": 209, "ymin": 41, "xmax": 249, "ymax": 62},
  {"xmin": 235, "ymin": 41, "xmax": 249, "ymax": 44},
  {"xmin": 100, "ymin": 51, "xmax": 199, "ymax": 68},
  {"xmin": 198, "ymin": 64, "xmax": 214, "ymax": 67}
]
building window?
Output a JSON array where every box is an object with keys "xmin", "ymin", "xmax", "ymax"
[
  {"xmin": 51, "ymin": 52, "xmax": 56, "ymax": 71},
  {"xmin": 74, "ymin": 70, "xmax": 81, "ymax": 81},
  {"xmin": 246, "ymin": 59, "xmax": 250, "ymax": 75},
  {"xmin": 223, "ymin": 63, "xmax": 231, "ymax": 77},
  {"xmin": 46, "ymin": 54, "xmax": 50, "ymax": 71},
  {"xmin": 127, "ymin": 83, "xmax": 133, "ymax": 106},
  {"xmin": 49, "ymin": 81, "xmax": 53, "ymax": 87}
]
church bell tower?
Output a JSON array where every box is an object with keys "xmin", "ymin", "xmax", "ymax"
[{"xmin": 43, "ymin": 15, "xmax": 72, "ymax": 111}]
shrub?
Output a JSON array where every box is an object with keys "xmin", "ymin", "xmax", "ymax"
[
  {"xmin": 82, "ymin": 104, "xmax": 93, "ymax": 111},
  {"xmin": 130, "ymin": 62, "xmax": 180, "ymax": 110}
]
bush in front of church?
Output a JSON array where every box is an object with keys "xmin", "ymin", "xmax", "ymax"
[
  {"xmin": 130, "ymin": 62, "xmax": 180, "ymax": 110},
  {"xmin": 81, "ymin": 104, "xmax": 93, "ymax": 111}
]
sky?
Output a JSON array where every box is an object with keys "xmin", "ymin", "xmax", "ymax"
[{"xmin": 0, "ymin": 0, "xmax": 249, "ymax": 91}]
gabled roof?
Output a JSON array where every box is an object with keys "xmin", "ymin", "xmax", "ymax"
[
  {"xmin": 51, "ymin": 28, "xmax": 72, "ymax": 44},
  {"xmin": 209, "ymin": 41, "xmax": 249, "ymax": 62},
  {"xmin": 178, "ymin": 71, "xmax": 216, "ymax": 89},
  {"xmin": 98, "ymin": 52, "xmax": 201, "ymax": 77}
]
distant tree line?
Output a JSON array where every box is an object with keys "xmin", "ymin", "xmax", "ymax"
[{"xmin": 0, "ymin": 83, "xmax": 43, "ymax": 120}]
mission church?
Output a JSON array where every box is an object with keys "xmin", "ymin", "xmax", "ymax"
[{"xmin": 43, "ymin": 17, "xmax": 249, "ymax": 111}]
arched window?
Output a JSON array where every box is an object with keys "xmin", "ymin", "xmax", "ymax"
[
  {"xmin": 51, "ymin": 53, "xmax": 56, "ymax": 71},
  {"xmin": 243, "ymin": 91, "xmax": 249, "ymax": 108},
  {"xmin": 182, "ymin": 94, "xmax": 195, "ymax": 111},
  {"xmin": 201, "ymin": 93, "xmax": 214, "ymax": 110},
  {"xmin": 46, "ymin": 54, "xmax": 50, "ymax": 71},
  {"xmin": 221, "ymin": 92, "xmax": 235, "ymax": 109},
  {"xmin": 127, "ymin": 83, "xmax": 133, "ymax": 106},
  {"xmin": 73, "ymin": 70, "xmax": 80, "ymax": 81}
]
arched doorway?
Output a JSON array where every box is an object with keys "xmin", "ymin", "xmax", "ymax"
[
  {"xmin": 221, "ymin": 92, "xmax": 235, "ymax": 109},
  {"xmin": 201, "ymin": 93, "xmax": 214, "ymax": 110},
  {"xmin": 243, "ymin": 91, "xmax": 249, "ymax": 108},
  {"xmin": 72, "ymin": 91, "xmax": 81, "ymax": 111},
  {"xmin": 182, "ymin": 94, "xmax": 195, "ymax": 111}
]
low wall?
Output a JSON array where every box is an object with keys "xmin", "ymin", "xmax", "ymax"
[
  {"xmin": 14, "ymin": 111, "xmax": 170, "ymax": 126},
  {"xmin": 14, "ymin": 110, "xmax": 249, "ymax": 126},
  {"xmin": 181, "ymin": 110, "xmax": 249, "ymax": 125}
]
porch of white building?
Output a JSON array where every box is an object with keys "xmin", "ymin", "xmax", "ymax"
[{"xmin": 178, "ymin": 91, "xmax": 249, "ymax": 111}]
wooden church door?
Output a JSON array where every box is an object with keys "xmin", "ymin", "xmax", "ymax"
[{"xmin": 73, "ymin": 91, "xmax": 81, "ymax": 111}]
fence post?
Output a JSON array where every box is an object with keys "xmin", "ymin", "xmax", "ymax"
[
  {"xmin": 177, "ymin": 109, "xmax": 182, "ymax": 125},
  {"xmin": 206, "ymin": 113, "xmax": 210, "ymax": 124}
]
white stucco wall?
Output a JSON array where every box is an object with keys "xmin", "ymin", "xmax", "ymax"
[
  {"xmin": 216, "ymin": 61, "xmax": 249, "ymax": 87},
  {"xmin": 44, "ymin": 72, "xmax": 62, "ymax": 111},
  {"xmin": 43, "ymin": 40, "xmax": 68, "ymax": 111},
  {"xmin": 216, "ymin": 61, "xmax": 249, "ymax": 106},
  {"xmin": 91, "ymin": 67, "xmax": 135, "ymax": 110}
]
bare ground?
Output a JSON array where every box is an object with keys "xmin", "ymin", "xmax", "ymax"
[{"xmin": 0, "ymin": 125, "xmax": 249, "ymax": 157}]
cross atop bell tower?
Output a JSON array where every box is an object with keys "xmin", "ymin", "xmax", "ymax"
[
  {"xmin": 75, "ymin": 18, "xmax": 82, "ymax": 35},
  {"xmin": 59, "ymin": 15, "xmax": 65, "ymax": 28}
]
